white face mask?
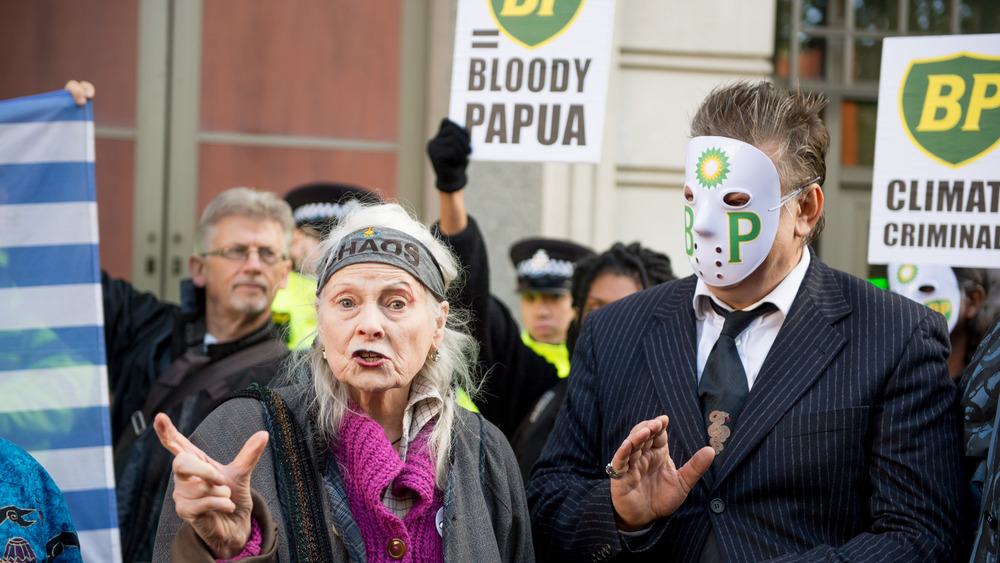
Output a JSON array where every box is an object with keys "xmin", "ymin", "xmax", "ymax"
[
  {"xmin": 887, "ymin": 263, "xmax": 961, "ymax": 333},
  {"xmin": 683, "ymin": 136, "xmax": 787, "ymax": 288}
]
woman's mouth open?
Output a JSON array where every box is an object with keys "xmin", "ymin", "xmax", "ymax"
[{"xmin": 353, "ymin": 350, "xmax": 388, "ymax": 367}]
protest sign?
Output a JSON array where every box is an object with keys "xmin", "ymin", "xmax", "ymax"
[
  {"xmin": 868, "ymin": 34, "xmax": 1000, "ymax": 267},
  {"xmin": 448, "ymin": 0, "xmax": 616, "ymax": 162}
]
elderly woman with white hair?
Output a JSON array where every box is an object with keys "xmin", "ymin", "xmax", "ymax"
[{"xmin": 151, "ymin": 203, "xmax": 533, "ymax": 562}]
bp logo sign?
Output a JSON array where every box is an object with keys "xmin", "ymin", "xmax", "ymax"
[
  {"xmin": 488, "ymin": 0, "xmax": 585, "ymax": 49},
  {"xmin": 899, "ymin": 52, "xmax": 1000, "ymax": 168}
]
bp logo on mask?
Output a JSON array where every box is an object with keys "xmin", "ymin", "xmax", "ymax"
[
  {"xmin": 695, "ymin": 147, "xmax": 731, "ymax": 188},
  {"xmin": 896, "ymin": 264, "xmax": 918, "ymax": 284},
  {"xmin": 488, "ymin": 0, "xmax": 585, "ymax": 49},
  {"xmin": 924, "ymin": 298, "xmax": 954, "ymax": 321},
  {"xmin": 900, "ymin": 52, "xmax": 1000, "ymax": 168}
]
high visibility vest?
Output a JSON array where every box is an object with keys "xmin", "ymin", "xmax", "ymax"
[
  {"xmin": 521, "ymin": 331, "xmax": 570, "ymax": 378},
  {"xmin": 456, "ymin": 386, "xmax": 479, "ymax": 413},
  {"xmin": 271, "ymin": 270, "xmax": 318, "ymax": 350}
]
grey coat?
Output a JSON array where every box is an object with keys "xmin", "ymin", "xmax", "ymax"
[{"xmin": 152, "ymin": 385, "xmax": 534, "ymax": 562}]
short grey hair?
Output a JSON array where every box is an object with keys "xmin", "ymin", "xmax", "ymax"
[
  {"xmin": 289, "ymin": 202, "xmax": 478, "ymax": 486},
  {"xmin": 194, "ymin": 187, "xmax": 295, "ymax": 255}
]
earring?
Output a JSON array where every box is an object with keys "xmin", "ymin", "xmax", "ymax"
[
  {"xmin": 322, "ymin": 348, "xmax": 327, "ymax": 360},
  {"xmin": 432, "ymin": 349, "xmax": 440, "ymax": 362}
]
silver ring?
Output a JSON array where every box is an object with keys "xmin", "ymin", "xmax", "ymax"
[{"xmin": 605, "ymin": 462, "xmax": 625, "ymax": 480}]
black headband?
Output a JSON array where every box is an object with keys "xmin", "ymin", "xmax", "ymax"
[{"xmin": 316, "ymin": 226, "xmax": 446, "ymax": 301}]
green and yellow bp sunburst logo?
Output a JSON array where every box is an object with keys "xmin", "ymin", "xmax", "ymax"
[
  {"xmin": 896, "ymin": 264, "xmax": 918, "ymax": 284},
  {"xmin": 696, "ymin": 147, "xmax": 730, "ymax": 188}
]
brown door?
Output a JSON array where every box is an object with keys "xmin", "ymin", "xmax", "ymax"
[{"xmin": 0, "ymin": 0, "xmax": 410, "ymax": 301}]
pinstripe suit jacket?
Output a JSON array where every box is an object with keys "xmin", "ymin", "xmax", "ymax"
[{"xmin": 527, "ymin": 254, "xmax": 965, "ymax": 562}]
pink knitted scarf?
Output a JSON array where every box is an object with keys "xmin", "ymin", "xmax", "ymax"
[{"xmin": 334, "ymin": 409, "xmax": 444, "ymax": 562}]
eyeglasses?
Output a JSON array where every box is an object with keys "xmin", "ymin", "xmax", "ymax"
[
  {"xmin": 769, "ymin": 176, "xmax": 822, "ymax": 216},
  {"xmin": 202, "ymin": 245, "xmax": 287, "ymax": 265}
]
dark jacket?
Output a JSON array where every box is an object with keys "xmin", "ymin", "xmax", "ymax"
[
  {"xmin": 435, "ymin": 217, "xmax": 560, "ymax": 439},
  {"xmin": 510, "ymin": 378, "xmax": 568, "ymax": 483},
  {"xmin": 963, "ymin": 315, "xmax": 1000, "ymax": 562},
  {"xmin": 152, "ymin": 385, "xmax": 535, "ymax": 562},
  {"xmin": 102, "ymin": 271, "xmax": 177, "ymax": 445},
  {"xmin": 529, "ymin": 254, "xmax": 965, "ymax": 561},
  {"xmin": 102, "ymin": 273, "xmax": 288, "ymax": 562}
]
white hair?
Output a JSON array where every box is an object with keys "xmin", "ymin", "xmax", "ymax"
[{"xmin": 284, "ymin": 202, "xmax": 478, "ymax": 486}]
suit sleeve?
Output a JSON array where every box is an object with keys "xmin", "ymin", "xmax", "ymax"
[
  {"xmin": 769, "ymin": 310, "xmax": 965, "ymax": 562},
  {"xmin": 527, "ymin": 327, "xmax": 645, "ymax": 560}
]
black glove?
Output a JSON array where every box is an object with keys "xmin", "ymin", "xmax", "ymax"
[{"xmin": 427, "ymin": 118, "xmax": 472, "ymax": 193}]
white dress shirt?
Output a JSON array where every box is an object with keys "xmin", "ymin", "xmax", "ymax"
[{"xmin": 692, "ymin": 249, "xmax": 811, "ymax": 390}]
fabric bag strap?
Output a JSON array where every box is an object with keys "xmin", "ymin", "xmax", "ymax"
[{"xmin": 224, "ymin": 385, "xmax": 335, "ymax": 563}]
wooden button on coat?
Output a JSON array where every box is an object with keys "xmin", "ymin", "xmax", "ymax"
[{"xmin": 387, "ymin": 538, "xmax": 406, "ymax": 559}]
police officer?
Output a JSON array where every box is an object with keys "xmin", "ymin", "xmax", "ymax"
[{"xmin": 509, "ymin": 237, "xmax": 593, "ymax": 378}]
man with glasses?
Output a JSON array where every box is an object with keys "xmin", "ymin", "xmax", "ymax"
[{"xmin": 102, "ymin": 187, "xmax": 293, "ymax": 562}]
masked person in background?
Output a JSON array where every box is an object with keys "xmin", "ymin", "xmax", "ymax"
[
  {"xmin": 527, "ymin": 81, "xmax": 965, "ymax": 562},
  {"xmin": 887, "ymin": 263, "xmax": 996, "ymax": 379}
]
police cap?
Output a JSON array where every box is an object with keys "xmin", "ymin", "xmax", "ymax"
[
  {"xmin": 510, "ymin": 237, "xmax": 594, "ymax": 293},
  {"xmin": 283, "ymin": 182, "xmax": 381, "ymax": 235}
]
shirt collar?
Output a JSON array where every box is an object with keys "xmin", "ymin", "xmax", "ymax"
[
  {"xmin": 399, "ymin": 373, "xmax": 443, "ymax": 459},
  {"xmin": 693, "ymin": 247, "xmax": 811, "ymax": 318}
]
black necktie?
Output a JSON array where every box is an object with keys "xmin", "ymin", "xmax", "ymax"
[{"xmin": 699, "ymin": 300, "xmax": 777, "ymax": 456}]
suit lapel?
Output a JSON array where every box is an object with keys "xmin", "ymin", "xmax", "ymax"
[
  {"xmin": 645, "ymin": 277, "xmax": 712, "ymax": 485},
  {"xmin": 714, "ymin": 256, "xmax": 850, "ymax": 483}
]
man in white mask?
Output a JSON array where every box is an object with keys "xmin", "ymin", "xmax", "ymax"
[
  {"xmin": 528, "ymin": 81, "xmax": 964, "ymax": 561},
  {"xmin": 889, "ymin": 263, "xmax": 992, "ymax": 378},
  {"xmin": 888, "ymin": 263, "xmax": 963, "ymax": 333}
]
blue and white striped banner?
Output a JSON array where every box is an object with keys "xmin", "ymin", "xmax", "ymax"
[{"xmin": 0, "ymin": 90, "xmax": 121, "ymax": 562}]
